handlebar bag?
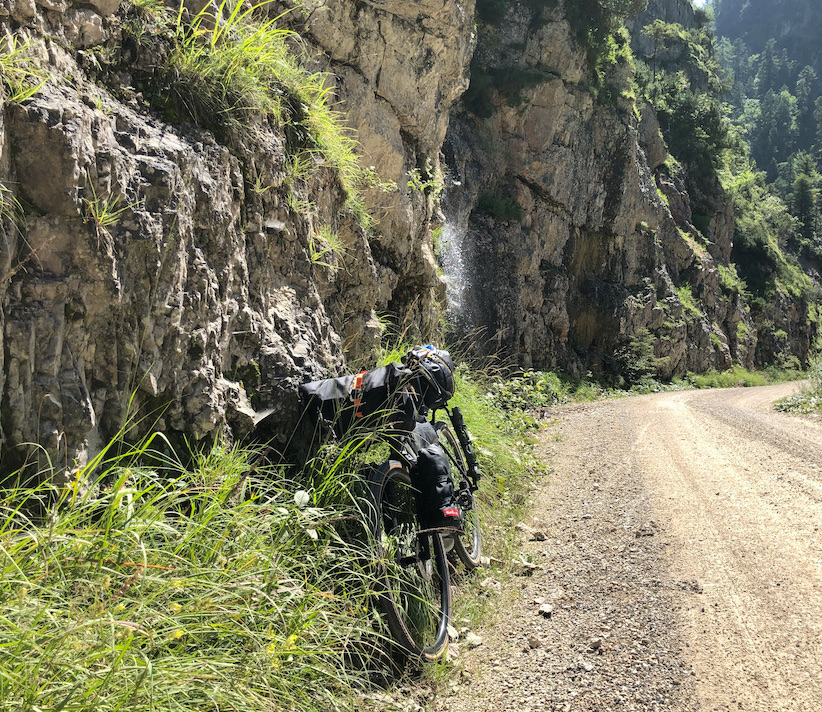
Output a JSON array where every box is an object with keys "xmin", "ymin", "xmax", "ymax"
[
  {"xmin": 403, "ymin": 346, "xmax": 456, "ymax": 410},
  {"xmin": 299, "ymin": 363, "xmax": 419, "ymax": 437}
]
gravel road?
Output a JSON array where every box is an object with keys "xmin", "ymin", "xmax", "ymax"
[{"xmin": 436, "ymin": 383, "xmax": 822, "ymax": 712}]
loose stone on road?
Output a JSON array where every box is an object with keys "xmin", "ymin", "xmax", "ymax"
[{"xmin": 438, "ymin": 383, "xmax": 822, "ymax": 712}]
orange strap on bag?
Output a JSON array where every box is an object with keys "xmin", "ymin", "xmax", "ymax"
[{"xmin": 352, "ymin": 371, "xmax": 366, "ymax": 418}]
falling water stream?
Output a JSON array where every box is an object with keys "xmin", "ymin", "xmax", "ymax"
[
  {"xmin": 439, "ymin": 132, "xmax": 486, "ymax": 338},
  {"xmin": 439, "ymin": 207, "xmax": 467, "ymax": 322},
  {"xmin": 438, "ymin": 147, "xmax": 479, "ymax": 337}
]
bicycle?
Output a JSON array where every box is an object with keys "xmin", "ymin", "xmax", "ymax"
[
  {"xmin": 366, "ymin": 403, "xmax": 483, "ymax": 661},
  {"xmin": 300, "ymin": 348, "xmax": 483, "ymax": 662}
]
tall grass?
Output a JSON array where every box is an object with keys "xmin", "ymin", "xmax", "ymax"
[
  {"xmin": 685, "ymin": 364, "xmax": 805, "ymax": 390},
  {"xmin": 0, "ymin": 346, "xmax": 548, "ymax": 707},
  {"xmin": 0, "ymin": 439, "xmax": 391, "ymax": 711},
  {"xmin": 0, "ymin": 35, "xmax": 46, "ymax": 103},
  {"xmin": 447, "ymin": 366, "xmax": 545, "ymax": 564},
  {"xmin": 157, "ymin": 0, "xmax": 365, "ymax": 223}
]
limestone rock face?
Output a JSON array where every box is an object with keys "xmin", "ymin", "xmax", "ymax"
[
  {"xmin": 1, "ymin": 71, "xmax": 366, "ymax": 474},
  {"xmin": 443, "ymin": 1, "xmax": 764, "ymax": 378},
  {"xmin": 288, "ymin": 0, "xmax": 476, "ymax": 338},
  {"xmin": 0, "ymin": 0, "xmax": 472, "ymax": 476}
]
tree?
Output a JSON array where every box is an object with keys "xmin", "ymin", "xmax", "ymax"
[
  {"xmin": 792, "ymin": 172, "xmax": 816, "ymax": 246},
  {"xmin": 755, "ymin": 39, "xmax": 778, "ymax": 95},
  {"xmin": 749, "ymin": 89, "xmax": 798, "ymax": 179},
  {"xmin": 795, "ymin": 65, "xmax": 819, "ymax": 148},
  {"xmin": 814, "ymin": 97, "xmax": 822, "ymax": 159}
]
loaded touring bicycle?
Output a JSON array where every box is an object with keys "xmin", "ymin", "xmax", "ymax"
[{"xmin": 299, "ymin": 346, "xmax": 483, "ymax": 661}]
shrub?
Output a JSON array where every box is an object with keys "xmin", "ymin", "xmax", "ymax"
[
  {"xmin": 476, "ymin": 192, "xmax": 525, "ymax": 222},
  {"xmin": 676, "ymin": 284, "xmax": 703, "ymax": 317},
  {"xmin": 612, "ymin": 328, "xmax": 669, "ymax": 387},
  {"xmin": 486, "ymin": 370, "xmax": 571, "ymax": 410}
]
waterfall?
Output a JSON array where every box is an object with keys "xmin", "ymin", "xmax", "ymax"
[
  {"xmin": 439, "ymin": 193, "xmax": 468, "ymax": 322},
  {"xmin": 439, "ymin": 162, "xmax": 478, "ymax": 338}
]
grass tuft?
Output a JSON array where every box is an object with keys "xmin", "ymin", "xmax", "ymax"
[
  {"xmin": 0, "ymin": 438, "xmax": 392, "ymax": 710},
  {"xmin": 0, "ymin": 35, "xmax": 47, "ymax": 103},
  {"xmin": 152, "ymin": 0, "xmax": 367, "ymax": 226}
]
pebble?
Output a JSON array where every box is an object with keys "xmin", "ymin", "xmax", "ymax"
[
  {"xmin": 464, "ymin": 632, "xmax": 483, "ymax": 649},
  {"xmin": 538, "ymin": 603, "xmax": 554, "ymax": 617},
  {"xmin": 480, "ymin": 577, "xmax": 502, "ymax": 591},
  {"xmin": 528, "ymin": 635, "xmax": 541, "ymax": 649}
]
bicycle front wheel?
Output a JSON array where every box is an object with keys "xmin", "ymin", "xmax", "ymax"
[
  {"xmin": 368, "ymin": 461, "xmax": 451, "ymax": 661},
  {"xmin": 436, "ymin": 422, "xmax": 483, "ymax": 569}
]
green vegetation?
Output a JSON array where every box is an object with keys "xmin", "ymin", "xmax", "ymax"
[
  {"xmin": 485, "ymin": 369, "xmax": 613, "ymax": 411},
  {"xmin": 0, "ymin": 35, "xmax": 46, "ymax": 103},
  {"xmin": 448, "ymin": 367, "xmax": 545, "ymax": 563},
  {"xmin": 708, "ymin": 1, "xmax": 822, "ymax": 294},
  {"xmin": 685, "ymin": 365, "xmax": 769, "ymax": 388},
  {"xmin": 564, "ymin": 0, "xmax": 646, "ymax": 84},
  {"xmin": 407, "ymin": 158, "xmax": 444, "ymax": 198},
  {"xmin": 721, "ymin": 156, "xmax": 813, "ymax": 302},
  {"xmin": 308, "ymin": 224, "xmax": 346, "ymax": 273},
  {"xmin": 475, "ymin": 192, "xmax": 525, "ymax": 222},
  {"xmin": 465, "ymin": 0, "xmax": 645, "ymax": 119},
  {"xmin": 684, "ymin": 363, "xmax": 804, "ymax": 389},
  {"xmin": 0, "ymin": 438, "xmax": 391, "ymax": 711},
  {"xmin": 0, "ymin": 353, "xmax": 546, "ymax": 707},
  {"xmin": 124, "ymin": 0, "xmax": 366, "ymax": 226},
  {"xmin": 634, "ymin": 17, "xmax": 733, "ymax": 188},
  {"xmin": 714, "ymin": 32, "xmax": 822, "ymax": 183},
  {"xmin": 612, "ymin": 328, "xmax": 670, "ymax": 387},
  {"xmin": 631, "ymin": 11, "xmax": 820, "ymax": 315},
  {"xmin": 774, "ymin": 350, "xmax": 822, "ymax": 413},
  {"xmin": 82, "ymin": 179, "xmax": 141, "ymax": 231},
  {"xmin": 0, "ymin": 183, "xmax": 25, "ymax": 234},
  {"xmin": 717, "ymin": 263, "xmax": 747, "ymax": 295},
  {"xmin": 676, "ymin": 284, "xmax": 703, "ymax": 317}
]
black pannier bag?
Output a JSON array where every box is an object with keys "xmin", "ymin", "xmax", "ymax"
[
  {"xmin": 299, "ymin": 362, "xmax": 419, "ymax": 438},
  {"xmin": 403, "ymin": 346, "xmax": 456, "ymax": 411},
  {"xmin": 408, "ymin": 421, "xmax": 462, "ymax": 531}
]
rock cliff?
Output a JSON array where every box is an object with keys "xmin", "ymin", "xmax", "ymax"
[
  {"xmin": 442, "ymin": 0, "xmax": 812, "ymax": 378},
  {"xmin": 0, "ymin": 0, "xmax": 814, "ymax": 478},
  {"xmin": 0, "ymin": 0, "xmax": 472, "ymax": 476}
]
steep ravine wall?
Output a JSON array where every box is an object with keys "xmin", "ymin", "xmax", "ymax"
[
  {"xmin": 0, "ymin": 0, "xmax": 473, "ymax": 477},
  {"xmin": 444, "ymin": 0, "xmax": 812, "ymax": 377},
  {"xmin": 0, "ymin": 0, "xmax": 813, "ymax": 479}
]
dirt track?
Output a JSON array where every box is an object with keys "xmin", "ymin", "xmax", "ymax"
[{"xmin": 438, "ymin": 383, "xmax": 822, "ymax": 712}]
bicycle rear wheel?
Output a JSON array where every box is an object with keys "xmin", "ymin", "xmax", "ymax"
[
  {"xmin": 367, "ymin": 461, "xmax": 451, "ymax": 661},
  {"xmin": 436, "ymin": 423, "xmax": 483, "ymax": 569}
]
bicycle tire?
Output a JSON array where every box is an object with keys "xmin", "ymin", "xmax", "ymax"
[
  {"xmin": 435, "ymin": 422, "xmax": 483, "ymax": 569},
  {"xmin": 367, "ymin": 460, "xmax": 451, "ymax": 661}
]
